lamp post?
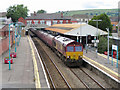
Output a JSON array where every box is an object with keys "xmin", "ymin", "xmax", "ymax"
[
  {"xmin": 106, "ymin": 28, "xmax": 109, "ymax": 64},
  {"xmin": 80, "ymin": 23, "xmax": 82, "ymax": 43},
  {"xmin": 92, "ymin": 19, "xmax": 102, "ymax": 58},
  {"xmin": 86, "ymin": 34, "xmax": 88, "ymax": 53},
  {"xmin": 8, "ymin": 23, "xmax": 14, "ymax": 70},
  {"xmin": 77, "ymin": 33, "xmax": 79, "ymax": 42},
  {"xmin": 15, "ymin": 24, "xmax": 17, "ymax": 53},
  {"xmin": 118, "ymin": 21, "xmax": 120, "ymax": 37},
  {"xmin": 17, "ymin": 23, "xmax": 21, "ymax": 46}
]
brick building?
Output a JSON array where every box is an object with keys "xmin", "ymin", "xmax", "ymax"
[
  {"xmin": 0, "ymin": 12, "xmax": 14, "ymax": 55},
  {"xmin": 18, "ymin": 12, "xmax": 71, "ymax": 26},
  {"xmin": 0, "ymin": 25, "xmax": 15, "ymax": 55}
]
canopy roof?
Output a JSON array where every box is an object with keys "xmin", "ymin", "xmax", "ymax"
[{"xmin": 45, "ymin": 24, "xmax": 108, "ymax": 36}]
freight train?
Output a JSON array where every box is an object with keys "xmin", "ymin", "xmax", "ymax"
[{"xmin": 30, "ymin": 28, "xmax": 83, "ymax": 67}]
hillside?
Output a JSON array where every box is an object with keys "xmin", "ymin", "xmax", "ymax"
[{"xmin": 59, "ymin": 9, "xmax": 118, "ymax": 17}]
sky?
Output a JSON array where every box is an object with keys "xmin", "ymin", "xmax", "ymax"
[{"xmin": 0, "ymin": 0, "xmax": 120, "ymax": 15}]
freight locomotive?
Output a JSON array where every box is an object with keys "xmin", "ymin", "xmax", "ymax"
[{"xmin": 30, "ymin": 28, "xmax": 83, "ymax": 67}]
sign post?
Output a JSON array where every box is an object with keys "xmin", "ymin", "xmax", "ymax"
[
  {"xmin": 116, "ymin": 46, "xmax": 118, "ymax": 68},
  {"xmin": 111, "ymin": 49, "xmax": 113, "ymax": 66},
  {"xmin": 92, "ymin": 39, "xmax": 99, "ymax": 58},
  {"xmin": 112, "ymin": 45, "xmax": 118, "ymax": 68},
  {"xmin": 86, "ymin": 34, "xmax": 88, "ymax": 53},
  {"xmin": 106, "ymin": 28, "xmax": 109, "ymax": 64}
]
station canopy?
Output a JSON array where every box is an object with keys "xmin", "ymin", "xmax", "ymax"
[{"xmin": 45, "ymin": 24, "xmax": 108, "ymax": 36}]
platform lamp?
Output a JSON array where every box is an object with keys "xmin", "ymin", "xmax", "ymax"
[
  {"xmin": 15, "ymin": 24, "xmax": 17, "ymax": 53},
  {"xmin": 106, "ymin": 28, "xmax": 109, "ymax": 64},
  {"xmin": 17, "ymin": 22, "xmax": 22, "ymax": 46},
  {"xmin": 92, "ymin": 19, "xmax": 102, "ymax": 58},
  {"xmin": 8, "ymin": 23, "xmax": 14, "ymax": 70},
  {"xmin": 77, "ymin": 32, "xmax": 79, "ymax": 42},
  {"xmin": 9, "ymin": 23, "xmax": 17, "ymax": 58}
]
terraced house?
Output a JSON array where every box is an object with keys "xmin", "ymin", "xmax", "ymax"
[{"xmin": 19, "ymin": 12, "xmax": 71, "ymax": 26}]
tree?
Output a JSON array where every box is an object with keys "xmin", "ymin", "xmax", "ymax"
[
  {"xmin": 98, "ymin": 36, "xmax": 113, "ymax": 53},
  {"xmin": 37, "ymin": 9, "xmax": 46, "ymax": 14},
  {"xmin": 88, "ymin": 13, "xmax": 112, "ymax": 33},
  {"xmin": 6, "ymin": 4, "xmax": 29, "ymax": 22}
]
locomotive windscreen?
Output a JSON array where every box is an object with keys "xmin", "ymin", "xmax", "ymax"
[
  {"xmin": 75, "ymin": 46, "xmax": 82, "ymax": 52},
  {"xmin": 67, "ymin": 46, "xmax": 74, "ymax": 52}
]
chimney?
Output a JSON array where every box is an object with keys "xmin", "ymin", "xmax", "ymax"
[
  {"xmin": 61, "ymin": 12, "xmax": 63, "ymax": 18},
  {"xmin": 34, "ymin": 11, "xmax": 36, "ymax": 16}
]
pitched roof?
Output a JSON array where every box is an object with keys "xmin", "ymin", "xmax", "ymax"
[
  {"xmin": 110, "ymin": 17, "xmax": 118, "ymax": 22},
  {"xmin": 26, "ymin": 13, "xmax": 71, "ymax": 20},
  {"xmin": 72, "ymin": 14, "xmax": 93, "ymax": 19},
  {"xmin": 0, "ymin": 12, "xmax": 6, "ymax": 17},
  {"xmin": 45, "ymin": 24, "xmax": 107, "ymax": 36}
]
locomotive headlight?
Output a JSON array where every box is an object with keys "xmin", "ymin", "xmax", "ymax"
[
  {"xmin": 78, "ymin": 55, "xmax": 81, "ymax": 59},
  {"xmin": 67, "ymin": 56, "xmax": 70, "ymax": 58}
]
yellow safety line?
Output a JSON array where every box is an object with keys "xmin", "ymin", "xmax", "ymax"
[
  {"xmin": 83, "ymin": 55, "xmax": 120, "ymax": 78},
  {"xmin": 97, "ymin": 53, "xmax": 120, "ymax": 64},
  {"xmin": 28, "ymin": 36, "xmax": 41, "ymax": 88}
]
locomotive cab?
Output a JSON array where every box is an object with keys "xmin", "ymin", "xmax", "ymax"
[{"xmin": 65, "ymin": 42, "xmax": 83, "ymax": 66}]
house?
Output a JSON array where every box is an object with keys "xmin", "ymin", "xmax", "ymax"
[
  {"xmin": 110, "ymin": 17, "xmax": 118, "ymax": 32},
  {"xmin": 0, "ymin": 12, "xmax": 12, "ymax": 25},
  {"xmin": 71, "ymin": 14, "xmax": 93, "ymax": 24},
  {"xmin": 19, "ymin": 12, "xmax": 72, "ymax": 26},
  {"xmin": 18, "ymin": 17, "xmax": 25, "ymax": 25}
]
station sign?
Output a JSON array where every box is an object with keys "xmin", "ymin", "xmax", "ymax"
[
  {"xmin": 92, "ymin": 40, "xmax": 99, "ymax": 43},
  {"xmin": 112, "ymin": 45, "xmax": 118, "ymax": 51}
]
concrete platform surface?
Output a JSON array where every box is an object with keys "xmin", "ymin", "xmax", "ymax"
[
  {"xmin": 83, "ymin": 49, "xmax": 120, "ymax": 82},
  {"xmin": 1, "ymin": 37, "xmax": 35, "ymax": 88}
]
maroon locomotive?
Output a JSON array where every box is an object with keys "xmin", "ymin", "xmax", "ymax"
[{"xmin": 30, "ymin": 29, "xmax": 83, "ymax": 67}]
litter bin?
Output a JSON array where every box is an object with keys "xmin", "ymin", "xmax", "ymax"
[
  {"xmin": 10, "ymin": 52, "xmax": 16, "ymax": 58},
  {"xmin": 4, "ymin": 57, "xmax": 13, "ymax": 64}
]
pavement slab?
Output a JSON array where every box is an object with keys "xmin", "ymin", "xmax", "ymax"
[{"xmin": 1, "ymin": 37, "xmax": 35, "ymax": 89}]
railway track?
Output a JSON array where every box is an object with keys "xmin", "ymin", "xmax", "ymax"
[
  {"xmin": 29, "ymin": 30, "xmax": 112, "ymax": 89},
  {"xmin": 70, "ymin": 68, "xmax": 106, "ymax": 90},
  {"xmin": 32, "ymin": 37, "xmax": 72, "ymax": 89}
]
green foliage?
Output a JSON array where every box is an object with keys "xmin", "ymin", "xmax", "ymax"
[
  {"xmin": 6, "ymin": 4, "xmax": 29, "ymax": 22},
  {"xmin": 88, "ymin": 13, "xmax": 112, "ymax": 33},
  {"xmin": 98, "ymin": 36, "xmax": 113, "ymax": 53},
  {"xmin": 37, "ymin": 9, "xmax": 46, "ymax": 14},
  {"xmin": 58, "ymin": 9, "xmax": 118, "ymax": 17}
]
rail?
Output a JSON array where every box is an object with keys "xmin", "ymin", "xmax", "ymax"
[{"xmin": 33, "ymin": 37, "xmax": 72, "ymax": 89}]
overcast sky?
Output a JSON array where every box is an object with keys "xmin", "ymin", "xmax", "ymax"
[{"xmin": 0, "ymin": 0, "xmax": 120, "ymax": 14}]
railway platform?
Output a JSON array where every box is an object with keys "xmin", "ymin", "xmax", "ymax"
[
  {"xmin": 83, "ymin": 49, "xmax": 120, "ymax": 88},
  {"xmin": 1, "ymin": 36, "xmax": 50, "ymax": 89}
]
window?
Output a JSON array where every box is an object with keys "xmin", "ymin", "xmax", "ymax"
[
  {"xmin": 34, "ymin": 20, "xmax": 38, "ymax": 24},
  {"xmin": 66, "ymin": 20, "xmax": 68, "ymax": 24},
  {"xmin": 27, "ymin": 20, "xmax": 32, "ymax": 25},
  {"xmin": 67, "ymin": 46, "xmax": 74, "ymax": 52},
  {"xmin": 75, "ymin": 46, "xmax": 82, "ymax": 52},
  {"xmin": 81, "ymin": 19, "xmax": 83, "ymax": 22},
  {"xmin": 59, "ymin": 20, "xmax": 63, "ymax": 24},
  {"xmin": 53, "ymin": 20, "xmax": 57, "ymax": 24},
  {"xmin": 40, "ymin": 20, "xmax": 45, "ymax": 24}
]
